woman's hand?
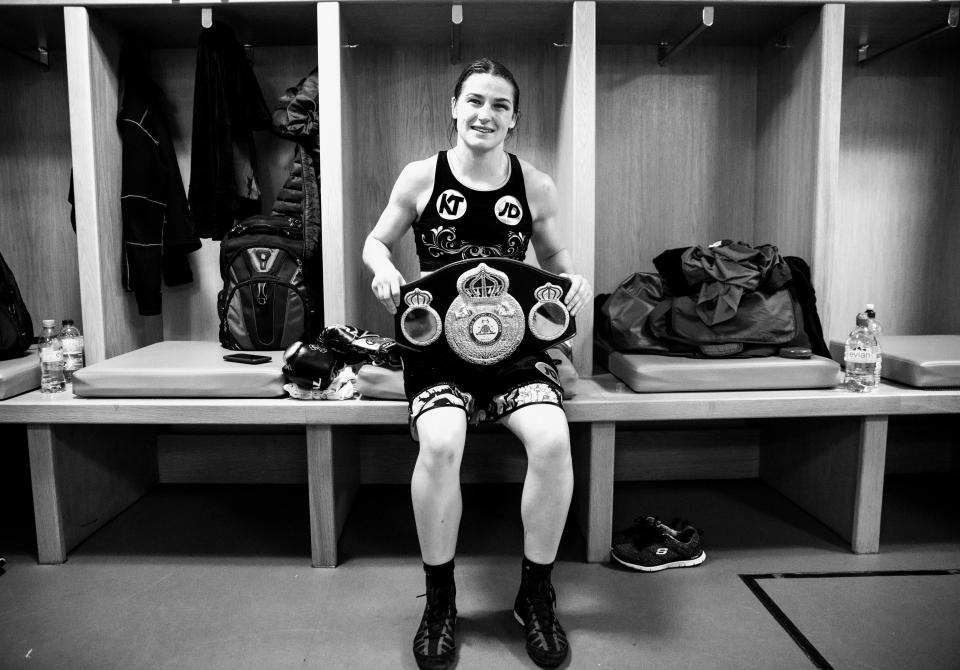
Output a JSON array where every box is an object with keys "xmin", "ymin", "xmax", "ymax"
[
  {"xmin": 560, "ymin": 273, "xmax": 593, "ymax": 317},
  {"xmin": 371, "ymin": 265, "xmax": 406, "ymax": 315}
]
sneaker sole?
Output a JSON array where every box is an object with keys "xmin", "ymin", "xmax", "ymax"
[{"xmin": 610, "ymin": 550, "xmax": 706, "ymax": 572}]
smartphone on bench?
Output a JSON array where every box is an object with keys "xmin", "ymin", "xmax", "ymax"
[{"xmin": 223, "ymin": 353, "xmax": 272, "ymax": 365}]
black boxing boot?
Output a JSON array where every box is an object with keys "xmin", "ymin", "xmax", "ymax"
[
  {"xmin": 514, "ymin": 558, "xmax": 568, "ymax": 667},
  {"xmin": 413, "ymin": 560, "xmax": 458, "ymax": 670}
]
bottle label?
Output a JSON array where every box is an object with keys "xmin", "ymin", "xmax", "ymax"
[
  {"xmin": 845, "ymin": 348, "xmax": 877, "ymax": 364},
  {"xmin": 40, "ymin": 349, "xmax": 63, "ymax": 363},
  {"xmin": 63, "ymin": 340, "xmax": 83, "ymax": 354}
]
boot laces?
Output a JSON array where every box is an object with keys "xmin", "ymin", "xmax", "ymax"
[
  {"xmin": 417, "ymin": 585, "xmax": 454, "ymax": 640},
  {"xmin": 527, "ymin": 578, "xmax": 559, "ymax": 627}
]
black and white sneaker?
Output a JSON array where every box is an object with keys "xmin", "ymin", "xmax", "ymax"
[
  {"xmin": 513, "ymin": 578, "xmax": 569, "ymax": 667},
  {"xmin": 412, "ymin": 583, "xmax": 457, "ymax": 670},
  {"xmin": 611, "ymin": 516, "xmax": 706, "ymax": 572}
]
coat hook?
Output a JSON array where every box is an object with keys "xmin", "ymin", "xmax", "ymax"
[
  {"xmin": 658, "ymin": 6, "xmax": 714, "ymax": 66},
  {"xmin": 243, "ymin": 43, "xmax": 254, "ymax": 63},
  {"xmin": 0, "ymin": 43, "xmax": 50, "ymax": 72},
  {"xmin": 341, "ymin": 42, "xmax": 359, "ymax": 49},
  {"xmin": 553, "ymin": 33, "xmax": 570, "ymax": 48},
  {"xmin": 450, "ymin": 4, "xmax": 463, "ymax": 65},
  {"xmin": 859, "ymin": 3, "xmax": 958, "ymax": 66},
  {"xmin": 201, "ymin": 7, "xmax": 213, "ymax": 29}
]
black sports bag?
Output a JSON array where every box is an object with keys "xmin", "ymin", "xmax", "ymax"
[
  {"xmin": 217, "ymin": 215, "xmax": 322, "ymax": 350},
  {"xmin": 0, "ymin": 248, "xmax": 34, "ymax": 359}
]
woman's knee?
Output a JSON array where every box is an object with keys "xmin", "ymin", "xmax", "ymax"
[
  {"xmin": 524, "ymin": 427, "xmax": 571, "ymax": 472},
  {"xmin": 418, "ymin": 439, "xmax": 462, "ymax": 472},
  {"xmin": 413, "ymin": 407, "xmax": 466, "ymax": 469},
  {"xmin": 416, "ymin": 424, "xmax": 465, "ymax": 474}
]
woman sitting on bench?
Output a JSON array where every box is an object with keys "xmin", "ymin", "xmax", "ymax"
[{"xmin": 362, "ymin": 57, "xmax": 592, "ymax": 670}]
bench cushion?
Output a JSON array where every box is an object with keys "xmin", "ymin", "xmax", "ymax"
[
  {"xmin": 72, "ymin": 341, "xmax": 286, "ymax": 398},
  {"xmin": 606, "ymin": 351, "xmax": 842, "ymax": 393},
  {"xmin": 0, "ymin": 348, "xmax": 41, "ymax": 399},
  {"xmin": 830, "ymin": 335, "xmax": 960, "ymax": 388},
  {"xmin": 356, "ymin": 347, "xmax": 580, "ymax": 400}
]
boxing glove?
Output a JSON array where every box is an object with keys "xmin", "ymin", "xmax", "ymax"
[
  {"xmin": 320, "ymin": 324, "xmax": 404, "ymax": 368},
  {"xmin": 282, "ymin": 341, "xmax": 341, "ymax": 390}
]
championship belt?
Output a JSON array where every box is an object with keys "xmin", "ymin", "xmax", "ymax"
[{"xmin": 395, "ymin": 258, "xmax": 575, "ymax": 366}]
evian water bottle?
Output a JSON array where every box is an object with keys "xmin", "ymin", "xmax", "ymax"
[
  {"xmin": 843, "ymin": 313, "xmax": 878, "ymax": 392},
  {"xmin": 864, "ymin": 304, "xmax": 882, "ymax": 387},
  {"xmin": 60, "ymin": 318, "xmax": 85, "ymax": 382},
  {"xmin": 38, "ymin": 319, "xmax": 66, "ymax": 393}
]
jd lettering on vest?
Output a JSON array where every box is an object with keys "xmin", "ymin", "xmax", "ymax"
[{"xmin": 495, "ymin": 195, "xmax": 523, "ymax": 225}]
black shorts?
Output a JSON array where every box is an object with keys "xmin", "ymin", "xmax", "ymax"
[{"xmin": 402, "ymin": 351, "xmax": 564, "ymax": 441}]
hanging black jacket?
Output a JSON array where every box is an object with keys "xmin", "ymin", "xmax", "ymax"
[
  {"xmin": 189, "ymin": 21, "xmax": 271, "ymax": 240},
  {"xmin": 117, "ymin": 44, "xmax": 200, "ymax": 316},
  {"xmin": 270, "ymin": 68, "xmax": 321, "ymax": 260}
]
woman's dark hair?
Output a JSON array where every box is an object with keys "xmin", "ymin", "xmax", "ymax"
[{"xmin": 449, "ymin": 57, "xmax": 521, "ymax": 144}]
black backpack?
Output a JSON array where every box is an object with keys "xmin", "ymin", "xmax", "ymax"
[
  {"xmin": 217, "ymin": 215, "xmax": 322, "ymax": 350},
  {"xmin": 0, "ymin": 249, "xmax": 34, "ymax": 360}
]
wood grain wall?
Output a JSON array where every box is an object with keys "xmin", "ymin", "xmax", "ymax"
[
  {"xmin": 0, "ymin": 46, "xmax": 79, "ymax": 337},
  {"xmin": 755, "ymin": 5, "xmax": 841, "ymax": 263},
  {"xmin": 318, "ymin": 3, "xmax": 348, "ymax": 329},
  {"xmin": 596, "ymin": 44, "xmax": 758, "ymax": 294},
  {"xmin": 831, "ymin": 47, "xmax": 960, "ymax": 342},
  {"xmin": 556, "ymin": 1, "xmax": 597, "ymax": 372}
]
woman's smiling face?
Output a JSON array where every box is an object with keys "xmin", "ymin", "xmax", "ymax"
[{"xmin": 451, "ymin": 73, "xmax": 518, "ymax": 151}]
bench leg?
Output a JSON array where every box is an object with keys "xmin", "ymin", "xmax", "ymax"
[
  {"xmin": 27, "ymin": 423, "xmax": 157, "ymax": 564},
  {"xmin": 759, "ymin": 415, "xmax": 888, "ymax": 554},
  {"xmin": 571, "ymin": 421, "xmax": 616, "ymax": 563},
  {"xmin": 27, "ymin": 425, "xmax": 66, "ymax": 563},
  {"xmin": 306, "ymin": 426, "xmax": 360, "ymax": 568}
]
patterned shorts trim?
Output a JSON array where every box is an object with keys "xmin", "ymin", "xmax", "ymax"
[
  {"xmin": 408, "ymin": 380, "xmax": 562, "ymax": 441},
  {"xmin": 408, "ymin": 383, "xmax": 474, "ymax": 441},
  {"xmin": 486, "ymin": 382, "xmax": 563, "ymax": 422}
]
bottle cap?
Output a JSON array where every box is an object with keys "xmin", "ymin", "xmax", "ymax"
[
  {"xmin": 42, "ymin": 319, "xmax": 55, "ymax": 327},
  {"xmin": 865, "ymin": 303, "xmax": 875, "ymax": 310},
  {"xmin": 62, "ymin": 319, "xmax": 74, "ymax": 326}
]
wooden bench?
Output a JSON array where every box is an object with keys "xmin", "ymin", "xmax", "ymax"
[{"xmin": 1, "ymin": 378, "xmax": 958, "ymax": 567}]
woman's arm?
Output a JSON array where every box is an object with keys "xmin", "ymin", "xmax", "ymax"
[
  {"xmin": 523, "ymin": 163, "xmax": 593, "ymax": 317},
  {"xmin": 362, "ymin": 159, "xmax": 432, "ymax": 314}
]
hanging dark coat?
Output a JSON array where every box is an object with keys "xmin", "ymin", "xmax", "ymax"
[
  {"xmin": 269, "ymin": 68, "xmax": 321, "ymax": 261},
  {"xmin": 117, "ymin": 43, "xmax": 200, "ymax": 316},
  {"xmin": 188, "ymin": 21, "xmax": 271, "ymax": 240}
]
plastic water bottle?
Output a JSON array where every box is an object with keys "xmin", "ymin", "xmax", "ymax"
[
  {"xmin": 38, "ymin": 319, "xmax": 66, "ymax": 394},
  {"xmin": 864, "ymin": 304, "xmax": 882, "ymax": 387},
  {"xmin": 60, "ymin": 318, "xmax": 84, "ymax": 382},
  {"xmin": 843, "ymin": 313, "xmax": 878, "ymax": 392}
]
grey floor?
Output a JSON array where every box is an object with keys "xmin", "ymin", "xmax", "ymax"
[{"xmin": 1, "ymin": 450, "xmax": 958, "ymax": 670}]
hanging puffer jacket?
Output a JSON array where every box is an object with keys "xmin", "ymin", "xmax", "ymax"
[{"xmin": 270, "ymin": 68, "xmax": 321, "ymax": 262}]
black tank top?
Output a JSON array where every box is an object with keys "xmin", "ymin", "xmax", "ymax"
[{"xmin": 413, "ymin": 151, "xmax": 533, "ymax": 271}]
